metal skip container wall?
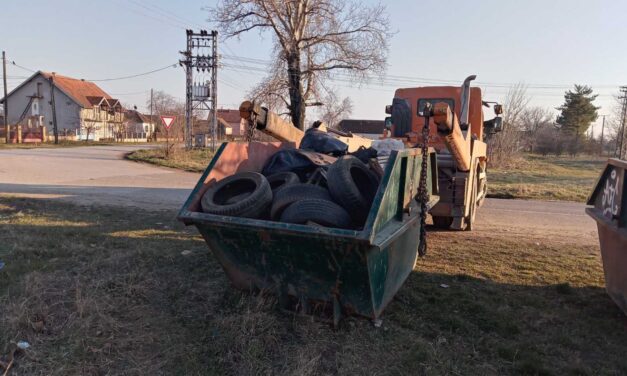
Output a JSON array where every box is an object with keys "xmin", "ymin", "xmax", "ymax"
[
  {"xmin": 586, "ymin": 158, "xmax": 627, "ymax": 315},
  {"xmin": 178, "ymin": 142, "xmax": 439, "ymax": 323}
]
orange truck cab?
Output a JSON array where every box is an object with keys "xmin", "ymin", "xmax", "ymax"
[{"xmin": 384, "ymin": 75, "xmax": 503, "ymax": 230}]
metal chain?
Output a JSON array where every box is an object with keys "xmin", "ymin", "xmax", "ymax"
[{"xmin": 417, "ymin": 104, "xmax": 431, "ymax": 257}]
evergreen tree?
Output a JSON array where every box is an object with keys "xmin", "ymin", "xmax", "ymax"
[{"xmin": 556, "ymin": 85, "xmax": 599, "ymax": 136}]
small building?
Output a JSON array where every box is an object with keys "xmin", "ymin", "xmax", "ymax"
[
  {"xmin": 338, "ymin": 119, "xmax": 385, "ymax": 140},
  {"xmin": 192, "ymin": 109, "xmax": 247, "ymax": 145},
  {"xmin": 0, "ymin": 71, "xmax": 124, "ymax": 141},
  {"xmin": 123, "ymin": 109, "xmax": 155, "ymax": 140}
]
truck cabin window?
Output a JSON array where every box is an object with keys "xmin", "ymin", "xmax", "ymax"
[{"xmin": 417, "ymin": 98, "xmax": 455, "ymax": 116}]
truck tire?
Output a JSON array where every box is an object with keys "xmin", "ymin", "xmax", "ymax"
[
  {"xmin": 266, "ymin": 171, "xmax": 300, "ymax": 193},
  {"xmin": 327, "ymin": 155, "xmax": 380, "ymax": 224},
  {"xmin": 432, "ymin": 216, "xmax": 453, "ymax": 229},
  {"xmin": 280, "ymin": 199, "xmax": 353, "ymax": 229},
  {"xmin": 270, "ymin": 183, "xmax": 332, "ymax": 220},
  {"xmin": 201, "ymin": 172, "xmax": 272, "ymax": 218}
]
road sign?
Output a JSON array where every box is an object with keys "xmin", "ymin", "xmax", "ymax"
[{"xmin": 160, "ymin": 115, "xmax": 176, "ymax": 129}]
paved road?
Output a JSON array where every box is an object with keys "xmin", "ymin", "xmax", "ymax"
[
  {"xmin": 0, "ymin": 145, "xmax": 598, "ymax": 243},
  {"xmin": 0, "ymin": 145, "xmax": 199, "ymax": 210}
]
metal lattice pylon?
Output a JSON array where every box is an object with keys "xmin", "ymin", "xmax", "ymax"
[{"xmin": 180, "ymin": 30, "xmax": 218, "ymax": 150}]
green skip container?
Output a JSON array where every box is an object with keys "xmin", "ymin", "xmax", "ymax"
[{"xmin": 178, "ymin": 142, "xmax": 439, "ymax": 324}]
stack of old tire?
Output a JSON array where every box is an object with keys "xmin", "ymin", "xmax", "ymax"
[{"xmin": 200, "ymin": 154, "xmax": 380, "ymax": 229}]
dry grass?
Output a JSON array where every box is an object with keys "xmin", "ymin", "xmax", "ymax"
[
  {"xmin": 0, "ymin": 197, "xmax": 625, "ymax": 375},
  {"xmin": 126, "ymin": 147, "xmax": 215, "ymax": 173},
  {"xmin": 488, "ymin": 154, "xmax": 606, "ymax": 202}
]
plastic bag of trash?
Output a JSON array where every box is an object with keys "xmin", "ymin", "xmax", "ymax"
[
  {"xmin": 299, "ymin": 128, "xmax": 348, "ymax": 157},
  {"xmin": 371, "ymin": 139, "xmax": 405, "ymax": 156},
  {"xmin": 262, "ymin": 149, "xmax": 336, "ymax": 180}
]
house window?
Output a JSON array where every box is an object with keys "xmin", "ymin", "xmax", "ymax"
[{"xmin": 31, "ymin": 99, "xmax": 39, "ymax": 116}]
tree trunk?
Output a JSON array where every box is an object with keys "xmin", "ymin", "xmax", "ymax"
[{"xmin": 286, "ymin": 51, "xmax": 305, "ymax": 130}]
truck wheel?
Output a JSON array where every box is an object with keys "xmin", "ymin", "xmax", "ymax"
[
  {"xmin": 270, "ymin": 183, "xmax": 332, "ymax": 220},
  {"xmin": 432, "ymin": 216, "xmax": 453, "ymax": 229},
  {"xmin": 327, "ymin": 155, "xmax": 380, "ymax": 224},
  {"xmin": 201, "ymin": 172, "xmax": 272, "ymax": 218},
  {"xmin": 280, "ymin": 199, "xmax": 353, "ymax": 229},
  {"xmin": 266, "ymin": 171, "xmax": 300, "ymax": 193},
  {"xmin": 465, "ymin": 161, "xmax": 479, "ymax": 231}
]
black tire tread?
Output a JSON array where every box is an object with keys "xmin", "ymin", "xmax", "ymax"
[
  {"xmin": 270, "ymin": 183, "xmax": 331, "ymax": 220},
  {"xmin": 280, "ymin": 199, "xmax": 352, "ymax": 229},
  {"xmin": 266, "ymin": 171, "xmax": 300, "ymax": 192},
  {"xmin": 327, "ymin": 155, "xmax": 379, "ymax": 223},
  {"xmin": 201, "ymin": 172, "xmax": 272, "ymax": 218}
]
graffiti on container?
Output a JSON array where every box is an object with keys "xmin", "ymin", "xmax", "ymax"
[{"xmin": 602, "ymin": 168, "xmax": 620, "ymax": 218}]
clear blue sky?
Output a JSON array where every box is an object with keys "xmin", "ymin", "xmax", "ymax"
[{"xmin": 2, "ymin": 0, "xmax": 626, "ymax": 134}]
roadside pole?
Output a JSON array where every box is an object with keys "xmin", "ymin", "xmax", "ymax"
[
  {"xmin": 49, "ymin": 75, "xmax": 59, "ymax": 144},
  {"xmin": 600, "ymin": 115, "xmax": 605, "ymax": 157},
  {"xmin": 160, "ymin": 115, "xmax": 176, "ymax": 158},
  {"xmin": 150, "ymin": 88, "xmax": 153, "ymax": 140},
  {"xmin": 2, "ymin": 51, "xmax": 9, "ymax": 144}
]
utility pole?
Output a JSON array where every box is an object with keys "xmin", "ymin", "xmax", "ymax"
[
  {"xmin": 617, "ymin": 86, "xmax": 627, "ymax": 159},
  {"xmin": 211, "ymin": 30, "xmax": 218, "ymax": 152},
  {"xmin": 600, "ymin": 115, "xmax": 605, "ymax": 156},
  {"xmin": 2, "ymin": 51, "xmax": 9, "ymax": 144},
  {"xmin": 49, "ymin": 75, "xmax": 59, "ymax": 144},
  {"xmin": 150, "ymin": 88, "xmax": 153, "ymax": 139},
  {"xmin": 179, "ymin": 29, "xmax": 218, "ymax": 150}
]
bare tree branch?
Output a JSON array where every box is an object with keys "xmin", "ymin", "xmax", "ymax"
[{"xmin": 208, "ymin": 0, "xmax": 392, "ymax": 129}]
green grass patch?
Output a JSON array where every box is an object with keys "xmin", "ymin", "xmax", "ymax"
[
  {"xmin": 126, "ymin": 147, "xmax": 215, "ymax": 172},
  {"xmin": 0, "ymin": 197, "xmax": 625, "ymax": 375},
  {"xmin": 488, "ymin": 154, "xmax": 606, "ymax": 202}
]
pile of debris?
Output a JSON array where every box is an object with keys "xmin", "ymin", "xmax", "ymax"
[{"xmin": 200, "ymin": 129, "xmax": 385, "ymax": 229}]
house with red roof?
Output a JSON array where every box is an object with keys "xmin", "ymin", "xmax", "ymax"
[{"xmin": 0, "ymin": 71, "xmax": 124, "ymax": 141}]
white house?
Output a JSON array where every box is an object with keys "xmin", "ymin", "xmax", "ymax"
[{"xmin": 1, "ymin": 71, "xmax": 124, "ymax": 141}]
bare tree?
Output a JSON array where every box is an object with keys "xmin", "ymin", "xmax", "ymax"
[
  {"xmin": 487, "ymin": 83, "xmax": 530, "ymax": 166},
  {"xmin": 83, "ymin": 120, "xmax": 97, "ymax": 142},
  {"xmin": 317, "ymin": 90, "xmax": 353, "ymax": 128},
  {"xmin": 521, "ymin": 106, "xmax": 554, "ymax": 152},
  {"xmin": 209, "ymin": 0, "xmax": 392, "ymax": 130},
  {"xmin": 607, "ymin": 93, "xmax": 627, "ymax": 157}
]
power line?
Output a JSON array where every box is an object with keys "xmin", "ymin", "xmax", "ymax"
[
  {"xmin": 10, "ymin": 61, "xmax": 36, "ymax": 73},
  {"xmin": 133, "ymin": 0, "xmax": 205, "ymax": 30},
  {"xmin": 108, "ymin": 90, "xmax": 151, "ymax": 96},
  {"xmin": 88, "ymin": 63, "xmax": 178, "ymax": 82},
  {"xmin": 221, "ymin": 55, "xmax": 625, "ymax": 90}
]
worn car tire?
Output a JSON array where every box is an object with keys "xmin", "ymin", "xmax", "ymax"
[
  {"xmin": 266, "ymin": 171, "xmax": 300, "ymax": 193},
  {"xmin": 201, "ymin": 172, "xmax": 272, "ymax": 218},
  {"xmin": 270, "ymin": 183, "xmax": 332, "ymax": 220},
  {"xmin": 280, "ymin": 199, "xmax": 353, "ymax": 229},
  {"xmin": 327, "ymin": 155, "xmax": 380, "ymax": 223}
]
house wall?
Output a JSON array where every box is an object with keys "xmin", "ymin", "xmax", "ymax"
[
  {"xmin": 5, "ymin": 74, "xmax": 82, "ymax": 135},
  {"xmin": 79, "ymin": 107, "xmax": 124, "ymax": 140}
]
